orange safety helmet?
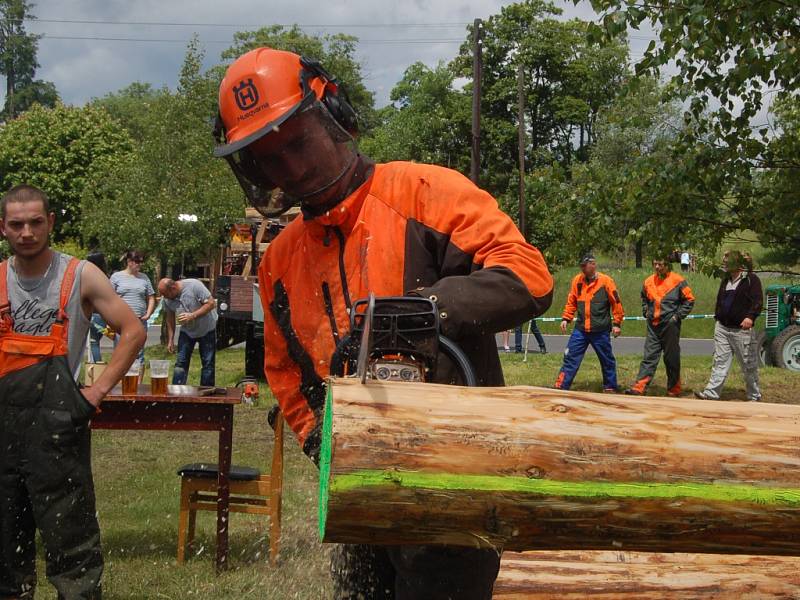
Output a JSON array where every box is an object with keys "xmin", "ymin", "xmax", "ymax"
[
  {"xmin": 215, "ymin": 47, "xmax": 357, "ymax": 157},
  {"xmin": 213, "ymin": 47, "xmax": 359, "ymax": 217}
]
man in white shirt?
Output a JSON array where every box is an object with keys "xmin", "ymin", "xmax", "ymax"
[{"xmin": 680, "ymin": 251, "xmax": 691, "ymax": 272}]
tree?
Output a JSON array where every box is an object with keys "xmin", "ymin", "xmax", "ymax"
[
  {"xmin": 221, "ymin": 25, "xmax": 376, "ymax": 132},
  {"xmin": 584, "ymin": 0, "xmax": 799, "ymax": 152},
  {"xmin": 91, "ymin": 82, "xmax": 167, "ymax": 142},
  {"xmin": 0, "ymin": 102, "xmax": 133, "ymax": 241},
  {"xmin": 0, "ymin": 0, "xmax": 58, "ymax": 119},
  {"xmin": 521, "ymin": 78, "xmax": 734, "ymax": 267},
  {"xmin": 754, "ymin": 94, "xmax": 800, "ymax": 267},
  {"xmin": 451, "ymin": 0, "xmax": 629, "ymax": 199},
  {"xmin": 568, "ymin": 77, "xmax": 687, "ymax": 266},
  {"xmin": 360, "ymin": 62, "xmax": 471, "ymax": 170},
  {"xmin": 82, "ymin": 39, "xmax": 242, "ymax": 265},
  {"xmin": 583, "ymin": 0, "xmax": 800, "ymax": 269}
]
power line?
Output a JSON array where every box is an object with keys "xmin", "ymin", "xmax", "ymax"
[
  {"xmin": 8, "ymin": 17, "xmax": 472, "ymax": 28},
  {"xmin": 36, "ymin": 34, "xmax": 465, "ymax": 45},
  {"xmin": 5, "ymin": 16, "xmax": 663, "ymax": 41}
]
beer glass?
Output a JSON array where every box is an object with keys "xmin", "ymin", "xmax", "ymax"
[
  {"xmin": 122, "ymin": 362, "xmax": 141, "ymax": 395},
  {"xmin": 150, "ymin": 360, "xmax": 170, "ymax": 395}
]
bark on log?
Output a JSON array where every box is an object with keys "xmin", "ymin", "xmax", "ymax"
[
  {"xmin": 319, "ymin": 379, "xmax": 800, "ymax": 554},
  {"xmin": 493, "ymin": 551, "xmax": 800, "ymax": 599}
]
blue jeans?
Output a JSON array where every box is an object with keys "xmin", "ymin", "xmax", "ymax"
[
  {"xmin": 89, "ymin": 314, "xmax": 106, "ymax": 363},
  {"xmin": 173, "ymin": 329, "xmax": 216, "ymax": 386},
  {"xmin": 555, "ymin": 329, "xmax": 618, "ymax": 390},
  {"xmin": 515, "ymin": 322, "xmax": 546, "ymax": 352}
]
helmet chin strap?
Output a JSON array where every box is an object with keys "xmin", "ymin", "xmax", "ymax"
[{"xmin": 287, "ymin": 147, "xmax": 359, "ymax": 204}]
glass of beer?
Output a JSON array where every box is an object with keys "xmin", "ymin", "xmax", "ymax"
[
  {"xmin": 149, "ymin": 360, "xmax": 170, "ymax": 395},
  {"xmin": 122, "ymin": 362, "xmax": 140, "ymax": 395}
]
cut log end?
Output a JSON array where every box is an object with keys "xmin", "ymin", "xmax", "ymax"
[{"xmin": 318, "ymin": 382, "xmax": 335, "ymax": 541}]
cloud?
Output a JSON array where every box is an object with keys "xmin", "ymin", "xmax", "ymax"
[{"xmin": 1, "ymin": 0, "xmax": 607, "ymax": 109}]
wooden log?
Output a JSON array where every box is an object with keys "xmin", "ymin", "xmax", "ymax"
[
  {"xmin": 319, "ymin": 379, "xmax": 800, "ymax": 554},
  {"xmin": 493, "ymin": 551, "xmax": 800, "ymax": 599}
]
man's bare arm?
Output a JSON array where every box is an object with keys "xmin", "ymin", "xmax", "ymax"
[
  {"xmin": 165, "ymin": 309, "xmax": 176, "ymax": 353},
  {"xmin": 80, "ymin": 262, "xmax": 146, "ymax": 405}
]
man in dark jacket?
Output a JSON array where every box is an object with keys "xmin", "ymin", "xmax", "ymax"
[
  {"xmin": 214, "ymin": 48, "xmax": 553, "ymax": 600},
  {"xmin": 695, "ymin": 251, "xmax": 763, "ymax": 401}
]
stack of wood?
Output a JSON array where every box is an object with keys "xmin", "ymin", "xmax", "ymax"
[
  {"xmin": 319, "ymin": 379, "xmax": 800, "ymax": 555},
  {"xmin": 493, "ymin": 551, "xmax": 800, "ymax": 599}
]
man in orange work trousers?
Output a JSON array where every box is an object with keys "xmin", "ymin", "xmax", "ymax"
[
  {"xmin": 625, "ymin": 257, "xmax": 695, "ymax": 396},
  {"xmin": 213, "ymin": 48, "xmax": 554, "ymax": 599},
  {"xmin": 0, "ymin": 185, "xmax": 145, "ymax": 599}
]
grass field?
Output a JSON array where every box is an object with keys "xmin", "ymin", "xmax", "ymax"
[
  {"xmin": 535, "ymin": 267, "xmax": 796, "ymax": 338},
  {"xmin": 33, "ymin": 347, "xmax": 800, "ymax": 599}
]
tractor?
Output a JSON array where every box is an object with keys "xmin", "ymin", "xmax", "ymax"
[{"xmin": 761, "ymin": 284, "xmax": 800, "ymax": 371}]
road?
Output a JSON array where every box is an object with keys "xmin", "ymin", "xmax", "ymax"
[
  {"xmin": 101, "ymin": 326, "xmax": 715, "ymax": 357},
  {"xmin": 497, "ymin": 334, "xmax": 714, "ymax": 356}
]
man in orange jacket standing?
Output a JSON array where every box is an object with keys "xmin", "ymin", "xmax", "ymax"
[
  {"xmin": 554, "ymin": 255, "xmax": 624, "ymax": 391},
  {"xmin": 213, "ymin": 48, "xmax": 553, "ymax": 599},
  {"xmin": 625, "ymin": 257, "xmax": 695, "ymax": 396}
]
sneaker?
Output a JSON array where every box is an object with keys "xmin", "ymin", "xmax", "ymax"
[
  {"xmin": 623, "ymin": 388, "xmax": 642, "ymax": 396},
  {"xmin": 694, "ymin": 390, "xmax": 714, "ymax": 400},
  {"xmin": 503, "ymin": 346, "xmax": 511, "ymax": 353},
  {"xmin": 539, "ymin": 347, "xmax": 547, "ymax": 354},
  {"xmin": 667, "ymin": 391, "xmax": 682, "ymax": 398},
  {"xmin": 602, "ymin": 388, "xmax": 618, "ymax": 394},
  {"xmin": 747, "ymin": 396, "xmax": 761, "ymax": 402}
]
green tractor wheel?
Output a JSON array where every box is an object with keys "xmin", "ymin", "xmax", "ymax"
[
  {"xmin": 756, "ymin": 330, "xmax": 773, "ymax": 367},
  {"xmin": 772, "ymin": 325, "xmax": 800, "ymax": 371}
]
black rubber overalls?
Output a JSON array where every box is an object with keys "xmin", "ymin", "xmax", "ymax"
[{"xmin": 0, "ymin": 258, "xmax": 102, "ymax": 600}]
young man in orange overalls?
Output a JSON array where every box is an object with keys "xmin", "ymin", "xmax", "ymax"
[{"xmin": 0, "ymin": 185, "xmax": 145, "ymax": 599}]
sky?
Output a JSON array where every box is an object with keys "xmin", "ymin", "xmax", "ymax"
[{"xmin": 1, "ymin": 0, "xmax": 661, "ymax": 109}]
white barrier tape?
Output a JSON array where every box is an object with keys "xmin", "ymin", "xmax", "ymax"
[{"xmin": 535, "ymin": 314, "xmax": 721, "ymax": 323}]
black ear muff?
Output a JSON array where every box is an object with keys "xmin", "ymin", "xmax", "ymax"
[
  {"xmin": 300, "ymin": 56, "xmax": 359, "ymax": 135},
  {"xmin": 323, "ymin": 84, "xmax": 359, "ymax": 135}
]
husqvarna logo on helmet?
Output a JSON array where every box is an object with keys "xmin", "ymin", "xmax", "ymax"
[{"xmin": 233, "ymin": 79, "xmax": 259, "ymax": 111}]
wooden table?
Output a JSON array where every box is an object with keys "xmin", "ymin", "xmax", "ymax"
[{"xmin": 92, "ymin": 385, "xmax": 241, "ymax": 571}]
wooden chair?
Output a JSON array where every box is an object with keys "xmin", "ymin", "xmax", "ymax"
[{"xmin": 177, "ymin": 408, "xmax": 284, "ymax": 565}]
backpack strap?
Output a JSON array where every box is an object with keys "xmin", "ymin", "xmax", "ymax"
[
  {"xmin": 0, "ymin": 261, "xmax": 10, "ymax": 330},
  {"xmin": 56, "ymin": 257, "xmax": 80, "ymax": 324}
]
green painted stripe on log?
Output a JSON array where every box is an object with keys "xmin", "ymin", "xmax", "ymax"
[
  {"xmin": 327, "ymin": 470, "xmax": 800, "ymax": 507},
  {"xmin": 318, "ymin": 385, "xmax": 334, "ymax": 539}
]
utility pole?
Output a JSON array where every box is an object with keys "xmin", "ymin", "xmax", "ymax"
[
  {"xmin": 517, "ymin": 63, "xmax": 526, "ymax": 239},
  {"xmin": 470, "ymin": 18, "xmax": 482, "ymax": 185}
]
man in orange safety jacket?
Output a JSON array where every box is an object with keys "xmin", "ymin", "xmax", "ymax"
[
  {"xmin": 213, "ymin": 48, "xmax": 553, "ymax": 600},
  {"xmin": 625, "ymin": 257, "xmax": 695, "ymax": 396},
  {"xmin": 554, "ymin": 255, "xmax": 624, "ymax": 391}
]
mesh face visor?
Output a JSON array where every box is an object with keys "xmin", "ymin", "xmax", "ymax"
[
  {"xmin": 217, "ymin": 102, "xmax": 356, "ymax": 218},
  {"xmin": 219, "ymin": 147, "xmax": 291, "ymax": 218}
]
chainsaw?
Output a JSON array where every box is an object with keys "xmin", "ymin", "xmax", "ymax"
[{"xmin": 330, "ymin": 293, "xmax": 477, "ymax": 386}]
